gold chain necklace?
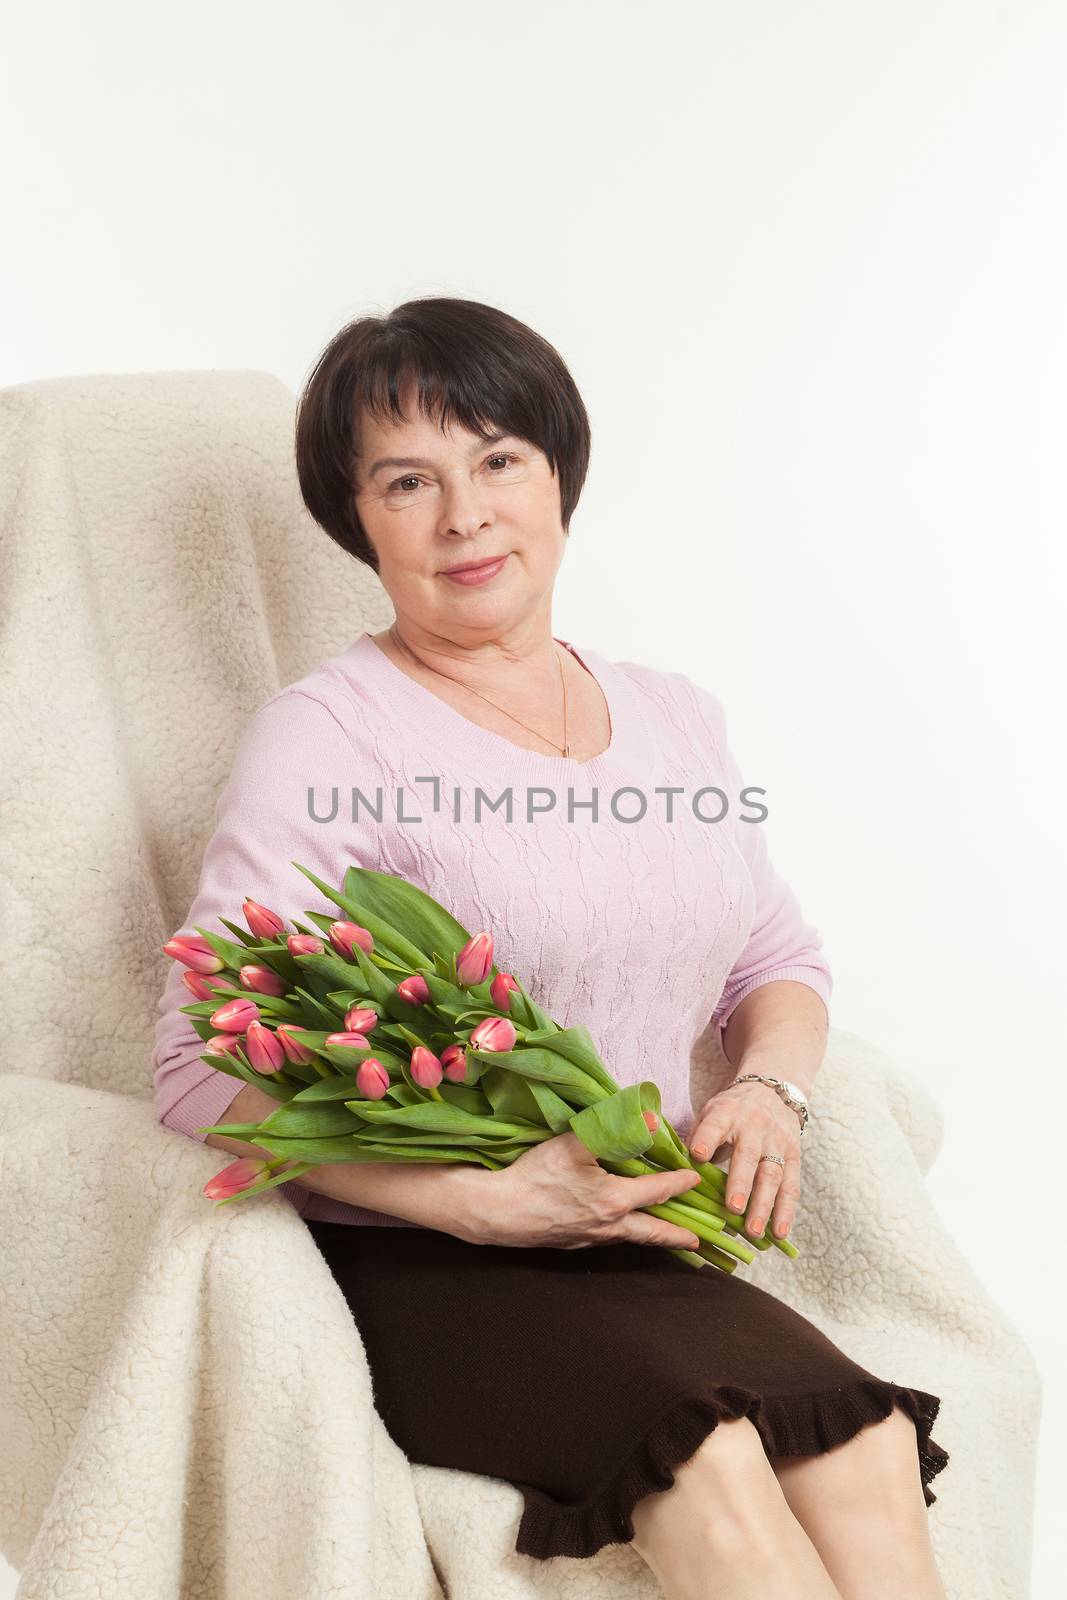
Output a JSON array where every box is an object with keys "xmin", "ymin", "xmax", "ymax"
[{"xmin": 388, "ymin": 624, "xmax": 570, "ymax": 756}]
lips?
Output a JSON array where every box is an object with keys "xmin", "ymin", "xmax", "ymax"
[
  {"xmin": 440, "ymin": 553, "xmax": 510, "ymax": 586},
  {"xmin": 442, "ymin": 555, "xmax": 506, "ymax": 574}
]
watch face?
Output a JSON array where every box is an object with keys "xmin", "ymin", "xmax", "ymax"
[{"xmin": 782, "ymin": 1080, "xmax": 807, "ymax": 1104}]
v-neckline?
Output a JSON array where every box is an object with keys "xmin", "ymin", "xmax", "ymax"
[{"xmin": 350, "ymin": 630, "xmax": 627, "ymax": 775}]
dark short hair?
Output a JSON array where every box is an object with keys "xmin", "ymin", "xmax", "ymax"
[{"xmin": 294, "ymin": 296, "xmax": 592, "ymax": 573}]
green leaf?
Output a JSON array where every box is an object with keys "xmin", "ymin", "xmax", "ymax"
[
  {"xmin": 511, "ymin": 978, "xmax": 557, "ymax": 1033},
  {"xmin": 567, "ymin": 1081, "xmax": 661, "ymax": 1162},
  {"xmin": 478, "ymin": 1065, "xmax": 549, "ymax": 1125},
  {"xmin": 191, "ymin": 925, "xmax": 258, "ymax": 974},
  {"xmin": 436, "ymin": 1081, "xmax": 494, "ymax": 1117},
  {"xmin": 201, "ymin": 1048, "xmax": 292, "ymax": 1101},
  {"xmin": 466, "ymin": 1044, "xmax": 606, "ymax": 1106},
  {"xmin": 346, "ymin": 1099, "xmax": 537, "ymax": 1140},
  {"xmin": 530, "ymin": 1025, "xmax": 617, "ymax": 1093},
  {"xmin": 342, "ymin": 862, "xmax": 480, "ymax": 969},
  {"xmin": 290, "ymin": 862, "xmax": 429, "ymax": 968},
  {"xmin": 526, "ymin": 1078, "xmax": 578, "ymax": 1132},
  {"xmin": 255, "ymin": 1100, "xmax": 364, "ymax": 1137}
]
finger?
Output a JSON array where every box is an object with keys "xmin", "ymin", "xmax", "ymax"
[
  {"xmin": 744, "ymin": 1158, "xmax": 786, "ymax": 1237},
  {"xmin": 770, "ymin": 1157, "xmax": 802, "ymax": 1239},
  {"xmin": 627, "ymin": 1167, "xmax": 702, "ymax": 1209},
  {"xmin": 688, "ymin": 1115, "xmax": 730, "ymax": 1164},
  {"xmin": 621, "ymin": 1208, "xmax": 701, "ymax": 1250},
  {"xmin": 724, "ymin": 1140, "xmax": 766, "ymax": 1215}
]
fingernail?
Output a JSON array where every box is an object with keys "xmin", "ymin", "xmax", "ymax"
[
  {"xmin": 691, "ymin": 1145, "xmax": 708, "ymax": 1160},
  {"xmin": 749, "ymin": 1216, "xmax": 763, "ymax": 1233},
  {"xmin": 774, "ymin": 1222, "xmax": 788, "ymax": 1237},
  {"xmin": 730, "ymin": 1194, "xmax": 744, "ymax": 1210}
]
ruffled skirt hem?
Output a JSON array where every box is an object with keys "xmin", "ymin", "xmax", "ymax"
[{"xmin": 514, "ymin": 1375, "xmax": 950, "ymax": 1561}]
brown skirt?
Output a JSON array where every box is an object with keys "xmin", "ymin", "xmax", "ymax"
[{"xmin": 306, "ymin": 1220, "xmax": 951, "ymax": 1561}]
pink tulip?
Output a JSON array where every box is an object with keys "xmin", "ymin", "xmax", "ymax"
[
  {"xmin": 163, "ymin": 935, "xmax": 223, "ymax": 974},
  {"xmin": 243, "ymin": 899, "xmax": 285, "ymax": 939},
  {"xmin": 328, "ymin": 920, "xmax": 374, "ymax": 958},
  {"xmin": 205, "ymin": 1033, "xmax": 242, "ymax": 1057},
  {"xmin": 277, "ymin": 1024, "xmax": 318, "ymax": 1065},
  {"xmin": 356, "ymin": 1058, "xmax": 391, "ymax": 1099},
  {"xmin": 468, "ymin": 1016, "xmax": 517, "ymax": 1053},
  {"xmin": 344, "ymin": 1005, "xmax": 378, "ymax": 1034},
  {"xmin": 411, "ymin": 1046, "xmax": 443, "ymax": 1089},
  {"xmin": 396, "ymin": 974, "xmax": 430, "ymax": 1005},
  {"xmin": 182, "ymin": 970, "xmax": 229, "ymax": 1000},
  {"xmin": 246, "ymin": 1020, "xmax": 287, "ymax": 1074},
  {"xmin": 210, "ymin": 996, "xmax": 261, "ymax": 1032},
  {"xmin": 643, "ymin": 1110, "xmax": 659, "ymax": 1133},
  {"xmin": 239, "ymin": 963, "xmax": 287, "ymax": 997},
  {"xmin": 324, "ymin": 1031, "xmax": 371, "ymax": 1050},
  {"xmin": 287, "ymin": 934, "xmax": 324, "ymax": 956},
  {"xmin": 490, "ymin": 972, "xmax": 519, "ymax": 1010},
  {"xmin": 441, "ymin": 1044, "xmax": 468, "ymax": 1083},
  {"xmin": 203, "ymin": 1156, "xmax": 268, "ymax": 1201},
  {"xmin": 456, "ymin": 931, "xmax": 494, "ymax": 987}
]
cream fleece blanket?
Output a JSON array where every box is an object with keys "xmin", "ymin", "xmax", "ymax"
[{"xmin": 0, "ymin": 372, "xmax": 1040, "ymax": 1599}]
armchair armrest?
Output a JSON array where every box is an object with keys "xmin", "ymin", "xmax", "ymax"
[{"xmin": 0, "ymin": 1073, "xmax": 436, "ymax": 1599}]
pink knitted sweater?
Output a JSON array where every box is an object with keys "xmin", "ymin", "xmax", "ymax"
[{"xmin": 152, "ymin": 631, "xmax": 832, "ymax": 1227}]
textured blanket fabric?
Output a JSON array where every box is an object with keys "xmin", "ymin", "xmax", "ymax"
[{"xmin": 0, "ymin": 372, "xmax": 1041, "ymax": 1598}]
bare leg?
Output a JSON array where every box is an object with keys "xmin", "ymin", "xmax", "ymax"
[
  {"xmin": 769, "ymin": 1403, "xmax": 947, "ymax": 1599},
  {"xmin": 630, "ymin": 1415, "xmax": 844, "ymax": 1600}
]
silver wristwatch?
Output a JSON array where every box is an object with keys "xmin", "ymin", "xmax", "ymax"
[{"xmin": 729, "ymin": 1074, "xmax": 810, "ymax": 1134}]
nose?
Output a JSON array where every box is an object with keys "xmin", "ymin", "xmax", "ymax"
[{"xmin": 439, "ymin": 468, "xmax": 494, "ymax": 535}]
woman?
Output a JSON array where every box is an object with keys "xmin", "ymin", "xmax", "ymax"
[{"xmin": 152, "ymin": 296, "xmax": 950, "ymax": 1599}]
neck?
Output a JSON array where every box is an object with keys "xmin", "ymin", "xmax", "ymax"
[{"xmin": 385, "ymin": 620, "xmax": 562, "ymax": 686}]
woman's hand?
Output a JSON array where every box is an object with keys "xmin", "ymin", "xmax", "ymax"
[
  {"xmin": 687, "ymin": 1081, "xmax": 803, "ymax": 1240},
  {"xmin": 476, "ymin": 1131, "xmax": 705, "ymax": 1251}
]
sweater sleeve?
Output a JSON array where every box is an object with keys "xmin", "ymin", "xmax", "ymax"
[
  {"xmin": 151, "ymin": 686, "xmax": 374, "ymax": 1211},
  {"xmin": 683, "ymin": 679, "xmax": 833, "ymax": 1035}
]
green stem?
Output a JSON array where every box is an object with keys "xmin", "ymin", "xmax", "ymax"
[
  {"xmin": 607, "ymin": 1154, "xmax": 798, "ymax": 1257},
  {"xmin": 644, "ymin": 1201, "xmax": 757, "ymax": 1262}
]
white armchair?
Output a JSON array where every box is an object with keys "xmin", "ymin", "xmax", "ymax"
[{"xmin": 0, "ymin": 372, "xmax": 1040, "ymax": 1599}]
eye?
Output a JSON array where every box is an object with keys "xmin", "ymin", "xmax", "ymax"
[{"xmin": 387, "ymin": 453, "xmax": 520, "ymax": 494}]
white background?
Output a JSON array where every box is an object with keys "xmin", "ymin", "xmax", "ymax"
[{"xmin": 3, "ymin": 2, "xmax": 1065, "ymax": 1594}]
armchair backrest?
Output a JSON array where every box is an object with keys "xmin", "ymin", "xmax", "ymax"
[{"xmin": 0, "ymin": 370, "xmax": 388, "ymax": 1100}]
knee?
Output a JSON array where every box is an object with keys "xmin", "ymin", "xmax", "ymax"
[
  {"xmin": 679, "ymin": 1415, "xmax": 790, "ymax": 1541},
  {"xmin": 831, "ymin": 1403, "xmax": 929, "ymax": 1516}
]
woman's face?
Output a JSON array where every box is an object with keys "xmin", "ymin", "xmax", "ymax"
[{"xmin": 352, "ymin": 396, "xmax": 567, "ymax": 641}]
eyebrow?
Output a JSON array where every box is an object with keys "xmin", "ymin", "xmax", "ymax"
[{"xmin": 366, "ymin": 431, "xmax": 513, "ymax": 480}]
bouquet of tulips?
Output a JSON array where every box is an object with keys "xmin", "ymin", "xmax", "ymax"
[{"xmin": 163, "ymin": 862, "xmax": 801, "ymax": 1275}]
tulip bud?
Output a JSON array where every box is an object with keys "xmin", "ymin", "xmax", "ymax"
[
  {"xmin": 245, "ymin": 1020, "xmax": 287, "ymax": 1074},
  {"xmin": 456, "ymin": 931, "xmax": 494, "ymax": 987},
  {"xmin": 411, "ymin": 1045, "xmax": 443, "ymax": 1089},
  {"xmin": 344, "ymin": 1005, "xmax": 378, "ymax": 1034},
  {"xmin": 441, "ymin": 1044, "xmax": 468, "ymax": 1082},
  {"xmin": 210, "ymin": 997, "xmax": 261, "ymax": 1032},
  {"xmin": 324, "ymin": 1031, "xmax": 371, "ymax": 1050},
  {"xmin": 182, "ymin": 970, "xmax": 229, "ymax": 1000},
  {"xmin": 277, "ymin": 1024, "xmax": 317, "ymax": 1065},
  {"xmin": 239, "ymin": 964, "xmax": 287, "ymax": 997},
  {"xmin": 243, "ymin": 899, "xmax": 285, "ymax": 939},
  {"xmin": 205, "ymin": 1033, "xmax": 242, "ymax": 1057},
  {"xmin": 328, "ymin": 920, "xmax": 374, "ymax": 958},
  {"xmin": 203, "ymin": 1156, "xmax": 268, "ymax": 1201},
  {"xmin": 396, "ymin": 974, "xmax": 430, "ymax": 1005},
  {"xmin": 468, "ymin": 1016, "xmax": 517, "ymax": 1053},
  {"xmin": 642, "ymin": 1110, "xmax": 659, "ymax": 1133},
  {"xmin": 356, "ymin": 1058, "xmax": 391, "ymax": 1099},
  {"xmin": 489, "ymin": 972, "xmax": 519, "ymax": 1011},
  {"xmin": 287, "ymin": 934, "xmax": 325, "ymax": 957},
  {"xmin": 163, "ymin": 935, "xmax": 223, "ymax": 974}
]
